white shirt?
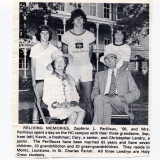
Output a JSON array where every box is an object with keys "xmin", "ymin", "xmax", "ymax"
[
  {"xmin": 104, "ymin": 44, "xmax": 131, "ymax": 69},
  {"xmin": 30, "ymin": 42, "xmax": 58, "ymax": 80},
  {"xmin": 104, "ymin": 68, "xmax": 117, "ymax": 95},
  {"xmin": 62, "ymin": 30, "xmax": 95, "ymax": 66}
]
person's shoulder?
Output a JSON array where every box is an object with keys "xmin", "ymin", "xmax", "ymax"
[
  {"xmin": 45, "ymin": 73, "xmax": 58, "ymax": 81},
  {"xmin": 62, "ymin": 30, "xmax": 72, "ymax": 41},
  {"xmin": 66, "ymin": 30, "xmax": 71, "ymax": 33},
  {"xmin": 49, "ymin": 43, "xmax": 58, "ymax": 50},
  {"xmin": 118, "ymin": 69, "xmax": 131, "ymax": 75},
  {"xmin": 104, "ymin": 43, "xmax": 114, "ymax": 49},
  {"xmin": 30, "ymin": 43, "xmax": 41, "ymax": 57},
  {"xmin": 96, "ymin": 70, "xmax": 107, "ymax": 77},
  {"xmin": 122, "ymin": 44, "xmax": 131, "ymax": 54},
  {"xmin": 122, "ymin": 44, "xmax": 131, "ymax": 49},
  {"xmin": 63, "ymin": 30, "xmax": 71, "ymax": 35},
  {"xmin": 85, "ymin": 30, "xmax": 94, "ymax": 36},
  {"xmin": 85, "ymin": 30, "xmax": 95, "ymax": 43},
  {"xmin": 44, "ymin": 73, "xmax": 52, "ymax": 79},
  {"xmin": 106, "ymin": 43, "xmax": 113, "ymax": 46},
  {"xmin": 67, "ymin": 74, "xmax": 76, "ymax": 83},
  {"xmin": 31, "ymin": 42, "xmax": 40, "ymax": 50}
]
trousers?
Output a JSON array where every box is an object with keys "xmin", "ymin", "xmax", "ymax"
[{"xmin": 92, "ymin": 94, "xmax": 128, "ymax": 125}]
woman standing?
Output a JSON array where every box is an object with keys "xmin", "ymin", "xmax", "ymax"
[
  {"xmin": 43, "ymin": 51, "xmax": 85, "ymax": 124},
  {"xmin": 30, "ymin": 25, "xmax": 58, "ymax": 124}
]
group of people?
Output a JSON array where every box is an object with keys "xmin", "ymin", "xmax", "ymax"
[{"xmin": 30, "ymin": 8, "xmax": 140, "ymax": 125}]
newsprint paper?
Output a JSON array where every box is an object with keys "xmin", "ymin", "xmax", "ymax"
[{"xmin": 13, "ymin": 0, "xmax": 151, "ymax": 158}]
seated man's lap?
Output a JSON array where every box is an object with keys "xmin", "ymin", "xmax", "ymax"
[
  {"xmin": 94, "ymin": 94, "xmax": 126, "ymax": 115},
  {"xmin": 107, "ymin": 96, "xmax": 126, "ymax": 114}
]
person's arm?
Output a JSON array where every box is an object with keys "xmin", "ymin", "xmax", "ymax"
[
  {"xmin": 119, "ymin": 96, "xmax": 127, "ymax": 103},
  {"xmin": 70, "ymin": 80, "xmax": 80, "ymax": 103},
  {"xmin": 51, "ymin": 102, "xmax": 62, "ymax": 109},
  {"xmin": 62, "ymin": 43, "xmax": 68, "ymax": 54},
  {"xmin": 91, "ymin": 72, "xmax": 100, "ymax": 102},
  {"xmin": 61, "ymin": 32, "xmax": 68, "ymax": 54},
  {"xmin": 89, "ymin": 43, "xmax": 93, "ymax": 61},
  {"xmin": 70, "ymin": 101, "xmax": 79, "ymax": 107},
  {"xmin": 42, "ymin": 76, "xmax": 55, "ymax": 106},
  {"xmin": 31, "ymin": 58, "xmax": 36, "ymax": 87},
  {"xmin": 119, "ymin": 45, "xmax": 131, "ymax": 70},
  {"xmin": 123, "ymin": 71, "xmax": 140, "ymax": 103},
  {"xmin": 119, "ymin": 61, "xmax": 129, "ymax": 70},
  {"xmin": 89, "ymin": 32, "xmax": 95, "ymax": 61}
]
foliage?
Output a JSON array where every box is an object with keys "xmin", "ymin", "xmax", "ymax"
[
  {"xmin": 69, "ymin": 3, "xmax": 82, "ymax": 8},
  {"xmin": 116, "ymin": 4, "xmax": 149, "ymax": 36},
  {"xmin": 20, "ymin": 2, "xmax": 62, "ymax": 36},
  {"xmin": 19, "ymin": 75, "xmax": 33, "ymax": 90},
  {"xmin": 25, "ymin": 10, "xmax": 45, "ymax": 33}
]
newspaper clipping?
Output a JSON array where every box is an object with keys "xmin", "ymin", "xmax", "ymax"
[{"xmin": 13, "ymin": 0, "xmax": 151, "ymax": 158}]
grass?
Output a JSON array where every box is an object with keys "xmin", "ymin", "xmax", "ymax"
[{"xmin": 19, "ymin": 108, "xmax": 148, "ymax": 125}]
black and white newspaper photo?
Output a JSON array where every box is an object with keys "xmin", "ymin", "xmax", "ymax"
[{"xmin": 12, "ymin": 0, "xmax": 152, "ymax": 158}]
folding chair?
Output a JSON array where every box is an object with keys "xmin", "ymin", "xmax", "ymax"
[
  {"xmin": 111, "ymin": 103, "xmax": 134, "ymax": 125},
  {"xmin": 33, "ymin": 82, "xmax": 66, "ymax": 124}
]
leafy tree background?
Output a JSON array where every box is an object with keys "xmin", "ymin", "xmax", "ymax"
[
  {"xmin": 116, "ymin": 4, "xmax": 149, "ymax": 36},
  {"xmin": 20, "ymin": 3, "xmax": 149, "ymax": 39}
]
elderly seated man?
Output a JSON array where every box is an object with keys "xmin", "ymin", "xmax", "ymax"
[{"xmin": 91, "ymin": 52, "xmax": 140, "ymax": 125}]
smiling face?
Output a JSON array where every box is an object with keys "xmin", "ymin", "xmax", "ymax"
[
  {"xmin": 73, "ymin": 16, "xmax": 84, "ymax": 28},
  {"xmin": 54, "ymin": 57, "xmax": 66, "ymax": 71},
  {"xmin": 104, "ymin": 54, "xmax": 118, "ymax": 69},
  {"xmin": 40, "ymin": 30, "xmax": 50, "ymax": 42}
]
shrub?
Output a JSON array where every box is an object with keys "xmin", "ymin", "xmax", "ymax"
[{"xmin": 19, "ymin": 75, "xmax": 32, "ymax": 90}]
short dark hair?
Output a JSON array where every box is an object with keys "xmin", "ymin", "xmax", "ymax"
[
  {"xmin": 113, "ymin": 26, "xmax": 126, "ymax": 44},
  {"xmin": 35, "ymin": 25, "xmax": 52, "ymax": 41},
  {"xmin": 70, "ymin": 8, "xmax": 87, "ymax": 24},
  {"xmin": 51, "ymin": 57, "xmax": 69, "ymax": 72}
]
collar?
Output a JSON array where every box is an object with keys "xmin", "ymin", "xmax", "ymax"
[
  {"xmin": 40, "ymin": 42, "xmax": 50, "ymax": 49},
  {"xmin": 69, "ymin": 29, "xmax": 86, "ymax": 36},
  {"xmin": 113, "ymin": 43, "xmax": 124, "ymax": 46},
  {"xmin": 52, "ymin": 71, "xmax": 67, "ymax": 81},
  {"xmin": 108, "ymin": 68, "xmax": 117, "ymax": 76}
]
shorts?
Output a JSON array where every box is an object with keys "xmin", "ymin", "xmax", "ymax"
[{"xmin": 66, "ymin": 62, "xmax": 93, "ymax": 83}]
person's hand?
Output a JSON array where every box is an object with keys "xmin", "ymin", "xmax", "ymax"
[
  {"xmin": 60, "ymin": 102, "xmax": 65, "ymax": 108},
  {"xmin": 32, "ymin": 81, "xmax": 36, "ymax": 87},
  {"xmin": 70, "ymin": 101, "xmax": 79, "ymax": 107},
  {"xmin": 56, "ymin": 103, "xmax": 62, "ymax": 108},
  {"xmin": 66, "ymin": 102, "xmax": 71, "ymax": 108},
  {"xmin": 75, "ymin": 81, "xmax": 80, "ymax": 91},
  {"xmin": 51, "ymin": 102, "xmax": 61, "ymax": 109},
  {"xmin": 119, "ymin": 96, "xmax": 127, "ymax": 103},
  {"xmin": 61, "ymin": 101, "xmax": 71, "ymax": 108}
]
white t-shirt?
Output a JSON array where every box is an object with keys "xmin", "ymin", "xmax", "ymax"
[
  {"xmin": 62, "ymin": 30, "xmax": 95, "ymax": 66},
  {"xmin": 30, "ymin": 42, "xmax": 58, "ymax": 80},
  {"xmin": 104, "ymin": 44, "xmax": 131, "ymax": 69}
]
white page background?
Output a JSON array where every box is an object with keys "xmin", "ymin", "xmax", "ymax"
[{"xmin": 0, "ymin": 0, "xmax": 159, "ymax": 159}]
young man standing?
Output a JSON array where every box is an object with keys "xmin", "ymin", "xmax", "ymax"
[
  {"xmin": 62, "ymin": 9, "xmax": 95, "ymax": 124},
  {"xmin": 104, "ymin": 28, "xmax": 131, "ymax": 70},
  {"xmin": 30, "ymin": 25, "xmax": 58, "ymax": 124}
]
